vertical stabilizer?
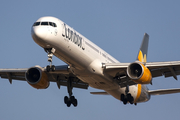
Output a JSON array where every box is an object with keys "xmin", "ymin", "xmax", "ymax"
[{"xmin": 137, "ymin": 33, "xmax": 149, "ymax": 63}]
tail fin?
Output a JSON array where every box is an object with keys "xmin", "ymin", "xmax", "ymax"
[{"xmin": 137, "ymin": 33, "xmax": 149, "ymax": 63}]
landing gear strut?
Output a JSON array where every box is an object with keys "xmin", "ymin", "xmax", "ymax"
[
  {"xmin": 64, "ymin": 77, "xmax": 78, "ymax": 107},
  {"xmin": 44, "ymin": 48, "xmax": 56, "ymax": 72},
  {"xmin": 120, "ymin": 85, "xmax": 134, "ymax": 105}
]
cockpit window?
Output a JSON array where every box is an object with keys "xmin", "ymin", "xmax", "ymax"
[
  {"xmin": 49, "ymin": 22, "xmax": 54, "ymax": 27},
  {"xmin": 33, "ymin": 22, "xmax": 57, "ymax": 27},
  {"xmin": 33, "ymin": 22, "xmax": 40, "ymax": 26},
  {"xmin": 49, "ymin": 22, "xmax": 57, "ymax": 27},
  {"xmin": 53, "ymin": 23, "xmax": 57, "ymax": 27},
  {"xmin": 41, "ymin": 22, "xmax": 49, "ymax": 25}
]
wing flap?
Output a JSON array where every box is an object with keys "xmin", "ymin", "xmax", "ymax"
[{"xmin": 102, "ymin": 63, "xmax": 129, "ymax": 76}]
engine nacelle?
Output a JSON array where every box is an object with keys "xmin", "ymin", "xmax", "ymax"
[
  {"xmin": 25, "ymin": 66, "xmax": 49, "ymax": 89},
  {"xmin": 127, "ymin": 62, "xmax": 152, "ymax": 84}
]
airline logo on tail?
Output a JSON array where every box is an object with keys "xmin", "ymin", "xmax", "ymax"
[{"xmin": 138, "ymin": 50, "xmax": 147, "ymax": 63}]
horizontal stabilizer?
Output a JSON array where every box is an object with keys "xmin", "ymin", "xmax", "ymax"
[
  {"xmin": 148, "ymin": 88, "xmax": 180, "ymax": 95},
  {"xmin": 90, "ymin": 92, "xmax": 109, "ymax": 95}
]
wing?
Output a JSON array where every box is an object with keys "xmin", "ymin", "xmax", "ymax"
[
  {"xmin": 146, "ymin": 61, "xmax": 180, "ymax": 80},
  {"xmin": 0, "ymin": 65, "xmax": 88, "ymax": 89},
  {"xmin": 103, "ymin": 61, "xmax": 180, "ymax": 87},
  {"xmin": 148, "ymin": 88, "xmax": 180, "ymax": 95},
  {"xmin": 102, "ymin": 63, "xmax": 136, "ymax": 87}
]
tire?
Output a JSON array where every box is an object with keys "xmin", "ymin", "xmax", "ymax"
[
  {"xmin": 70, "ymin": 96, "xmax": 75, "ymax": 102},
  {"xmin": 123, "ymin": 98, "xmax": 128, "ymax": 105},
  {"xmin": 127, "ymin": 93, "xmax": 134, "ymax": 104},
  {"xmin": 51, "ymin": 65, "xmax": 55, "ymax": 71},
  {"xmin": 64, "ymin": 96, "xmax": 68, "ymax": 104},
  {"xmin": 120, "ymin": 94, "xmax": 125, "ymax": 101},
  {"xmin": 72, "ymin": 99, "xmax": 78, "ymax": 107},
  {"xmin": 67, "ymin": 101, "xmax": 71, "ymax": 107},
  {"xmin": 46, "ymin": 65, "xmax": 50, "ymax": 72}
]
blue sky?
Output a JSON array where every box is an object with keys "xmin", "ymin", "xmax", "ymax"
[{"xmin": 0, "ymin": 0, "xmax": 180, "ymax": 120}]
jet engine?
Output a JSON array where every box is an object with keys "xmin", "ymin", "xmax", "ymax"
[
  {"xmin": 25, "ymin": 66, "xmax": 49, "ymax": 89},
  {"xmin": 127, "ymin": 62, "xmax": 152, "ymax": 84}
]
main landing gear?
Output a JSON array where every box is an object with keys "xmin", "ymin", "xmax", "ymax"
[
  {"xmin": 120, "ymin": 85, "xmax": 134, "ymax": 105},
  {"xmin": 44, "ymin": 48, "xmax": 78, "ymax": 107},
  {"xmin": 44, "ymin": 48, "xmax": 56, "ymax": 72},
  {"xmin": 121, "ymin": 93, "xmax": 134, "ymax": 105},
  {"xmin": 64, "ymin": 77, "xmax": 78, "ymax": 107}
]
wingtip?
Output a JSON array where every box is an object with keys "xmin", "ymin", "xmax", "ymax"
[{"xmin": 144, "ymin": 33, "xmax": 149, "ymax": 37}]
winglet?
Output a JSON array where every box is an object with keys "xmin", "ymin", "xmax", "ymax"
[{"xmin": 137, "ymin": 33, "xmax": 149, "ymax": 63}]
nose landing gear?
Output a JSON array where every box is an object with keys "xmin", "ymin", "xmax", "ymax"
[{"xmin": 44, "ymin": 48, "xmax": 56, "ymax": 72}]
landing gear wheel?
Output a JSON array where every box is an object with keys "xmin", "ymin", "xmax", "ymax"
[
  {"xmin": 121, "ymin": 94, "xmax": 125, "ymax": 101},
  {"xmin": 127, "ymin": 93, "xmax": 134, "ymax": 104},
  {"xmin": 70, "ymin": 96, "xmax": 75, "ymax": 102},
  {"xmin": 70, "ymin": 96, "xmax": 78, "ymax": 107},
  {"xmin": 46, "ymin": 65, "xmax": 51, "ymax": 72},
  {"xmin": 67, "ymin": 101, "xmax": 71, "ymax": 107},
  {"xmin": 64, "ymin": 96, "xmax": 72, "ymax": 107},
  {"xmin": 64, "ymin": 96, "xmax": 68, "ymax": 104},
  {"xmin": 121, "ymin": 94, "xmax": 127, "ymax": 105},
  {"xmin": 51, "ymin": 65, "xmax": 55, "ymax": 71},
  {"xmin": 123, "ymin": 98, "xmax": 128, "ymax": 105},
  {"xmin": 72, "ymin": 99, "xmax": 78, "ymax": 107},
  {"xmin": 46, "ymin": 65, "xmax": 55, "ymax": 72},
  {"xmin": 121, "ymin": 93, "xmax": 134, "ymax": 105}
]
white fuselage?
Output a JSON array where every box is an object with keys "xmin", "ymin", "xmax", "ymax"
[{"xmin": 31, "ymin": 16, "xmax": 150, "ymax": 103}]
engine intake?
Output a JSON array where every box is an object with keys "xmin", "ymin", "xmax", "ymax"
[
  {"xmin": 25, "ymin": 66, "xmax": 49, "ymax": 89},
  {"xmin": 127, "ymin": 62, "xmax": 152, "ymax": 84}
]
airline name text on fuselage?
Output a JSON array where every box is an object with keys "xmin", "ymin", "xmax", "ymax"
[{"xmin": 62, "ymin": 23, "xmax": 83, "ymax": 49}]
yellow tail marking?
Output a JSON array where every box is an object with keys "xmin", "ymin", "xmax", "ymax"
[
  {"xmin": 134, "ymin": 84, "xmax": 142, "ymax": 103},
  {"xmin": 143, "ymin": 54, "xmax": 147, "ymax": 63},
  {"xmin": 138, "ymin": 50, "xmax": 147, "ymax": 63}
]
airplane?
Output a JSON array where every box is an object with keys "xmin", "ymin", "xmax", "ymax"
[{"xmin": 1, "ymin": 16, "xmax": 180, "ymax": 107}]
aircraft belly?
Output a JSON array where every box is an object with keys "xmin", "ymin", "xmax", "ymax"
[
  {"xmin": 104, "ymin": 85, "xmax": 150, "ymax": 103},
  {"xmin": 78, "ymin": 75, "xmax": 119, "ymax": 90}
]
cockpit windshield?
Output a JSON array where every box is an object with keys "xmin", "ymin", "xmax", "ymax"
[{"xmin": 33, "ymin": 21, "xmax": 57, "ymax": 27}]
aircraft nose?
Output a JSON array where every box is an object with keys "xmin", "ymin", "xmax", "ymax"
[{"xmin": 31, "ymin": 26, "xmax": 48, "ymax": 43}]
